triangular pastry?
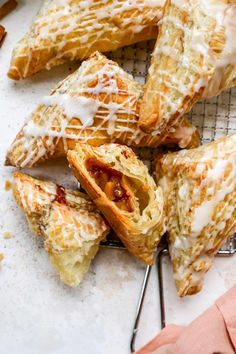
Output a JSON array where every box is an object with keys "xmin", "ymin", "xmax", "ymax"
[
  {"xmin": 67, "ymin": 143, "xmax": 165, "ymax": 265},
  {"xmin": 6, "ymin": 52, "xmax": 199, "ymax": 168},
  {"xmin": 139, "ymin": 0, "xmax": 236, "ymax": 133},
  {"xmin": 156, "ymin": 134, "xmax": 236, "ymax": 296},
  {"xmin": 13, "ymin": 171, "xmax": 110, "ymax": 287},
  {"xmin": 8, "ymin": 0, "xmax": 164, "ymax": 80}
]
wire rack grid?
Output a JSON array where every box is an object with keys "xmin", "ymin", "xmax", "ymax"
[{"xmin": 103, "ymin": 40, "xmax": 236, "ymax": 353}]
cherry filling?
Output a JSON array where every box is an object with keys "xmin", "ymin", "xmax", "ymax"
[
  {"xmin": 54, "ymin": 185, "xmax": 67, "ymax": 204},
  {"xmin": 86, "ymin": 158, "xmax": 133, "ymax": 212}
]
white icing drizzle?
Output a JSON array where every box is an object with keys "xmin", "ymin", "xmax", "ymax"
[
  {"xmin": 159, "ymin": 134, "xmax": 236, "ymax": 291},
  {"xmin": 15, "ymin": 0, "xmax": 164, "ymax": 73},
  {"xmin": 41, "ymin": 94, "xmax": 99, "ymax": 128},
  {"xmin": 15, "ymin": 175, "xmax": 56, "ymax": 211},
  {"xmin": 191, "ymin": 158, "xmax": 236, "ymax": 235},
  {"xmin": 45, "ymin": 205, "xmax": 107, "ymax": 250},
  {"xmin": 9, "ymin": 53, "xmax": 161, "ymax": 167},
  {"xmin": 14, "ymin": 174, "xmax": 108, "ymax": 249},
  {"xmin": 148, "ymin": 0, "xmax": 236, "ymax": 126}
]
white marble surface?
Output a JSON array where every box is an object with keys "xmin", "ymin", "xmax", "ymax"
[{"xmin": 0, "ymin": 2, "xmax": 235, "ymax": 354}]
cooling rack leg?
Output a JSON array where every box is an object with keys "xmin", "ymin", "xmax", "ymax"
[
  {"xmin": 130, "ymin": 265, "xmax": 152, "ymax": 353},
  {"xmin": 157, "ymin": 248, "xmax": 169, "ymax": 329}
]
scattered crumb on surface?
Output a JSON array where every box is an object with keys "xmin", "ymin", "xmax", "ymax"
[
  {"xmin": 3, "ymin": 231, "xmax": 12, "ymax": 239},
  {"xmin": 4, "ymin": 180, "xmax": 12, "ymax": 191},
  {"xmin": 0, "ymin": 253, "xmax": 4, "ymax": 262}
]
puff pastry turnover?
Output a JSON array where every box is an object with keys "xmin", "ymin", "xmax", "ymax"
[
  {"xmin": 12, "ymin": 171, "xmax": 109, "ymax": 286},
  {"xmin": 67, "ymin": 143, "xmax": 165, "ymax": 265},
  {"xmin": 6, "ymin": 52, "xmax": 199, "ymax": 168},
  {"xmin": 8, "ymin": 0, "xmax": 164, "ymax": 80},
  {"xmin": 156, "ymin": 134, "xmax": 236, "ymax": 296},
  {"xmin": 140, "ymin": 0, "xmax": 236, "ymax": 133}
]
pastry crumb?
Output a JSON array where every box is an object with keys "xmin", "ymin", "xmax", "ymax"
[
  {"xmin": 0, "ymin": 253, "xmax": 4, "ymax": 262},
  {"xmin": 3, "ymin": 231, "xmax": 12, "ymax": 239},
  {"xmin": 4, "ymin": 180, "xmax": 12, "ymax": 191}
]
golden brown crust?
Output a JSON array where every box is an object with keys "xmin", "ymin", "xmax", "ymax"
[
  {"xmin": 6, "ymin": 52, "xmax": 199, "ymax": 168},
  {"xmin": 156, "ymin": 134, "xmax": 236, "ymax": 296},
  {"xmin": 139, "ymin": 0, "xmax": 236, "ymax": 134},
  {"xmin": 7, "ymin": 0, "xmax": 163, "ymax": 80},
  {"xmin": 67, "ymin": 143, "xmax": 165, "ymax": 265},
  {"xmin": 13, "ymin": 171, "xmax": 110, "ymax": 286}
]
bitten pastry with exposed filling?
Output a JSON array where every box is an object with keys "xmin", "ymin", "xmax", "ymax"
[
  {"xmin": 8, "ymin": 0, "xmax": 164, "ymax": 80},
  {"xmin": 12, "ymin": 172, "xmax": 110, "ymax": 287},
  {"xmin": 156, "ymin": 134, "xmax": 236, "ymax": 296},
  {"xmin": 139, "ymin": 0, "xmax": 236, "ymax": 134},
  {"xmin": 5, "ymin": 52, "xmax": 199, "ymax": 169},
  {"xmin": 67, "ymin": 143, "xmax": 165, "ymax": 265}
]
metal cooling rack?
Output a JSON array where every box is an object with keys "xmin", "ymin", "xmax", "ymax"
[{"xmin": 104, "ymin": 40, "xmax": 236, "ymax": 353}]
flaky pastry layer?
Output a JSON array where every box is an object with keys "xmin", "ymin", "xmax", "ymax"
[
  {"xmin": 68, "ymin": 143, "xmax": 166, "ymax": 265},
  {"xmin": 140, "ymin": 0, "xmax": 236, "ymax": 134},
  {"xmin": 13, "ymin": 172, "xmax": 109, "ymax": 286},
  {"xmin": 156, "ymin": 134, "xmax": 236, "ymax": 296}
]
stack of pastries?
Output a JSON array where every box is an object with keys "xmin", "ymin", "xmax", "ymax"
[{"xmin": 5, "ymin": 0, "xmax": 236, "ymax": 296}]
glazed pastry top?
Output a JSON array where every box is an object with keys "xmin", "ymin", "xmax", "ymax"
[
  {"xmin": 156, "ymin": 134, "xmax": 236, "ymax": 296},
  {"xmin": 140, "ymin": 0, "xmax": 236, "ymax": 133}
]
